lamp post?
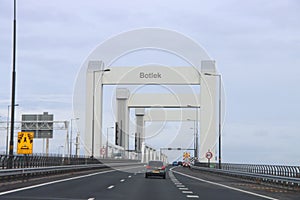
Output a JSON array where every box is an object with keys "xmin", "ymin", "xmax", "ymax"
[
  {"xmin": 106, "ymin": 126, "xmax": 114, "ymax": 158},
  {"xmin": 70, "ymin": 118, "xmax": 79, "ymax": 157},
  {"xmin": 90, "ymin": 63, "xmax": 110, "ymax": 158},
  {"xmin": 204, "ymin": 72, "xmax": 222, "ymax": 169},
  {"xmin": 187, "ymin": 119, "xmax": 196, "ymax": 158},
  {"xmin": 187, "ymin": 105, "xmax": 200, "ymax": 160},
  {"xmin": 8, "ymin": 0, "xmax": 17, "ymax": 169},
  {"xmin": 6, "ymin": 104, "xmax": 19, "ymax": 156}
]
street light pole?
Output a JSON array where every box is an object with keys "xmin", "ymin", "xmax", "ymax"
[
  {"xmin": 6, "ymin": 104, "xmax": 19, "ymax": 156},
  {"xmin": 204, "ymin": 73, "xmax": 222, "ymax": 169},
  {"xmin": 70, "ymin": 118, "xmax": 79, "ymax": 157},
  {"xmin": 8, "ymin": 0, "xmax": 17, "ymax": 169},
  {"xmin": 187, "ymin": 105, "xmax": 200, "ymax": 160},
  {"xmin": 106, "ymin": 126, "xmax": 114, "ymax": 158}
]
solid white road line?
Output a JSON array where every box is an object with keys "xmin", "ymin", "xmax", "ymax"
[{"xmin": 171, "ymin": 169, "xmax": 279, "ymax": 200}]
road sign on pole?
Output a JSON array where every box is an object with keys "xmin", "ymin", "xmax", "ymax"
[
  {"xmin": 17, "ymin": 132, "xmax": 34, "ymax": 154},
  {"xmin": 205, "ymin": 151, "xmax": 213, "ymax": 160},
  {"xmin": 206, "ymin": 151, "xmax": 213, "ymax": 167},
  {"xmin": 183, "ymin": 152, "xmax": 190, "ymax": 159}
]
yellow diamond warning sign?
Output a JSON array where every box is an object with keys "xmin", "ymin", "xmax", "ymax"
[
  {"xmin": 17, "ymin": 132, "xmax": 34, "ymax": 154},
  {"xmin": 183, "ymin": 152, "xmax": 190, "ymax": 159}
]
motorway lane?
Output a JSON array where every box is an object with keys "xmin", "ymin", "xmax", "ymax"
[
  {"xmin": 0, "ymin": 165, "xmax": 298, "ymax": 200},
  {"xmin": 0, "ymin": 165, "xmax": 188, "ymax": 200}
]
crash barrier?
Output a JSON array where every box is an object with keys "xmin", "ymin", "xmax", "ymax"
[
  {"xmin": 193, "ymin": 162, "xmax": 300, "ymax": 189},
  {"xmin": 0, "ymin": 153, "xmax": 141, "ymax": 169},
  {"xmin": 0, "ymin": 161, "xmax": 143, "ymax": 182},
  {"xmin": 0, "ymin": 154, "xmax": 100, "ymax": 169}
]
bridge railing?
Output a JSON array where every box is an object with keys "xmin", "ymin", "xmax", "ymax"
[
  {"xmin": 0, "ymin": 153, "xmax": 102, "ymax": 169},
  {"xmin": 194, "ymin": 162, "xmax": 300, "ymax": 178},
  {"xmin": 193, "ymin": 162, "xmax": 300, "ymax": 189}
]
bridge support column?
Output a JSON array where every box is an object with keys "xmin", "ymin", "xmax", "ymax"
[
  {"xmin": 85, "ymin": 61, "xmax": 105, "ymax": 158},
  {"xmin": 116, "ymin": 88, "xmax": 130, "ymax": 153},
  {"xmin": 135, "ymin": 108, "xmax": 145, "ymax": 152}
]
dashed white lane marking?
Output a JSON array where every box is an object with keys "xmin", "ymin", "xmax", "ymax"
[
  {"xmin": 176, "ymin": 185, "xmax": 185, "ymax": 187},
  {"xmin": 182, "ymin": 191, "xmax": 193, "ymax": 194},
  {"xmin": 120, "ymin": 179, "xmax": 125, "ymax": 182},
  {"xmin": 186, "ymin": 195, "xmax": 199, "ymax": 198},
  {"xmin": 174, "ymin": 182, "xmax": 182, "ymax": 185},
  {"xmin": 88, "ymin": 198, "xmax": 95, "ymax": 200},
  {"xmin": 171, "ymin": 169, "xmax": 279, "ymax": 200},
  {"xmin": 128, "ymin": 176, "xmax": 132, "ymax": 178},
  {"xmin": 179, "ymin": 187, "xmax": 189, "ymax": 190},
  {"xmin": 107, "ymin": 185, "xmax": 115, "ymax": 189}
]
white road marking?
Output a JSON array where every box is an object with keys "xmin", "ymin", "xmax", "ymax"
[
  {"xmin": 107, "ymin": 185, "xmax": 115, "ymax": 189},
  {"xmin": 128, "ymin": 175, "xmax": 132, "ymax": 178},
  {"xmin": 0, "ymin": 169, "xmax": 115, "ymax": 196},
  {"xmin": 176, "ymin": 185, "xmax": 185, "ymax": 187},
  {"xmin": 88, "ymin": 198, "xmax": 95, "ymax": 200},
  {"xmin": 120, "ymin": 179, "xmax": 125, "ymax": 182},
  {"xmin": 174, "ymin": 182, "xmax": 182, "ymax": 185},
  {"xmin": 186, "ymin": 195, "xmax": 199, "ymax": 198},
  {"xmin": 179, "ymin": 187, "xmax": 189, "ymax": 190},
  {"xmin": 0, "ymin": 165, "xmax": 143, "ymax": 196},
  {"xmin": 171, "ymin": 169, "xmax": 279, "ymax": 200},
  {"xmin": 182, "ymin": 191, "xmax": 193, "ymax": 194}
]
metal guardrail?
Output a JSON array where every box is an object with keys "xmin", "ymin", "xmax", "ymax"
[
  {"xmin": 194, "ymin": 162, "xmax": 300, "ymax": 178},
  {"xmin": 0, "ymin": 154, "xmax": 128, "ymax": 169},
  {"xmin": 192, "ymin": 163, "xmax": 300, "ymax": 189},
  {"xmin": 0, "ymin": 162, "xmax": 143, "ymax": 181}
]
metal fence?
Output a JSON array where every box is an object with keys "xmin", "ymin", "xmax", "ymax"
[
  {"xmin": 0, "ymin": 154, "xmax": 100, "ymax": 169},
  {"xmin": 194, "ymin": 162, "xmax": 300, "ymax": 178}
]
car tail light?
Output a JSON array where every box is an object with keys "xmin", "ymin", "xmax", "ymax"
[
  {"xmin": 146, "ymin": 165, "xmax": 151, "ymax": 169},
  {"xmin": 161, "ymin": 166, "xmax": 166, "ymax": 170}
]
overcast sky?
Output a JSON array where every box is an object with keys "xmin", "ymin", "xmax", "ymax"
[{"xmin": 0, "ymin": 0, "xmax": 299, "ymax": 165}]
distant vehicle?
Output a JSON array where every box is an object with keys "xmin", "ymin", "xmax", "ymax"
[
  {"xmin": 177, "ymin": 161, "xmax": 183, "ymax": 166},
  {"xmin": 113, "ymin": 152, "xmax": 123, "ymax": 159},
  {"xmin": 172, "ymin": 161, "xmax": 178, "ymax": 166},
  {"xmin": 145, "ymin": 160, "xmax": 166, "ymax": 179}
]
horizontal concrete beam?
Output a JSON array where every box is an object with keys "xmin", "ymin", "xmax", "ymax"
[
  {"xmin": 144, "ymin": 109, "xmax": 199, "ymax": 121},
  {"xmin": 101, "ymin": 66, "xmax": 200, "ymax": 85},
  {"xmin": 128, "ymin": 93, "xmax": 200, "ymax": 108}
]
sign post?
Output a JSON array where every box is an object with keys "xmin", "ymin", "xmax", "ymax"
[{"xmin": 205, "ymin": 151, "xmax": 213, "ymax": 167}]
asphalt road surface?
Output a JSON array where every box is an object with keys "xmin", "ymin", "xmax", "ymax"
[{"xmin": 0, "ymin": 165, "xmax": 299, "ymax": 200}]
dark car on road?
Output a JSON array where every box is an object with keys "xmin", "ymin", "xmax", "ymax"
[
  {"xmin": 145, "ymin": 160, "xmax": 166, "ymax": 179},
  {"xmin": 172, "ymin": 161, "xmax": 178, "ymax": 166}
]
